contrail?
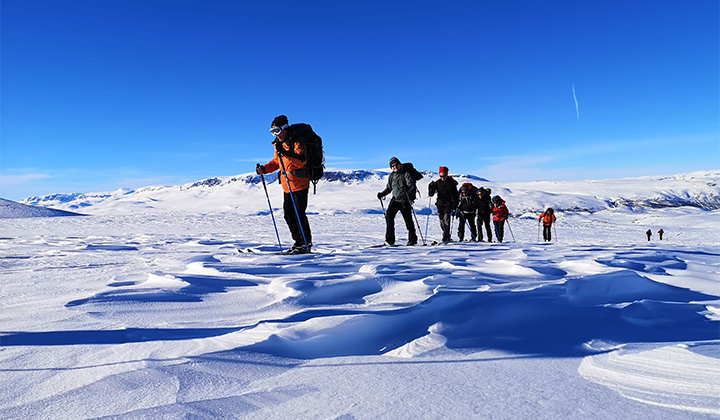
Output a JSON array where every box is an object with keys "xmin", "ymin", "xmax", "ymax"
[{"xmin": 572, "ymin": 81, "xmax": 580, "ymax": 120}]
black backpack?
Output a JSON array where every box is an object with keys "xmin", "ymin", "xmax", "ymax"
[
  {"xmin": 288, "ymin": 123, "xmax": 325, "ymax": 193},
  {"xmin": 398, "ymin": 162, "xmax": 423, "ymax": 201},
  {"xmin": 403, "ymin": 162, "xmax": 423, "ymax": 182}
]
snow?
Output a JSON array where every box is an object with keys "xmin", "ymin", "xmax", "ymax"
[{"xmin": 1, "ymin": 170, "xmax": 719, "ymax": 419}]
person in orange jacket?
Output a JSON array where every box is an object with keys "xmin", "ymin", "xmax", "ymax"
[
  {"xmin": 538, "ymin": 207, "xmax": 557, "ymax": 242},
  {"xmin": 257, "ymin": 115, "xmax": 313, "ymax": 253},
  {"xmin": 492, "ymin": 195, "xmax": 509, "ymax": 242}
]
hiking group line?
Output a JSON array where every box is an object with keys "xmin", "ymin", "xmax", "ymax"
[{"xmin": 256, "ymin": 114, "xmax": 665, "ymax": 254}]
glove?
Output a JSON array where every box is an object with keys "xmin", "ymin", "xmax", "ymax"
[
  {"xmin": 256, "ymin": 164, "xmax": 265, "ymax": 174},
  {"xmin": 274, "ymin": 141, "xmax": 285, "ymax": 156},
  {"xmin": 377, "ymin": 192, "xmax": 384, "ymax": 199}
]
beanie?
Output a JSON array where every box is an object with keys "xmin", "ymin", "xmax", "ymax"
[
  {"xmin": 271, "ymin": 115, "xmax": 289, "ymax": 129},
  {"xmin": 439, "ymin": 166, "xmax": 448, "ymax": 174},
  {"xmin": 389, "ymin": 157, "xmax": 401, "ymax": 168}
]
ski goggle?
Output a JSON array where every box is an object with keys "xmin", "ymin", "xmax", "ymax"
[{"xmin": 270, "ymin": 124, "xmax": 289, "ymax": 136}]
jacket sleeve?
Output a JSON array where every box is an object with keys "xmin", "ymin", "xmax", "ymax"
[
  {"xmin": 379, "ymin": 174, "xmax": 392, "ymax": 197},
  {"xmin": 263, "ymin": 150, "xmax": 280, "ymax": 173}
]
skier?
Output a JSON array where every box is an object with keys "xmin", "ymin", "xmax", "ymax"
[
  {"xmin": 256, "ymin": 115, "xmax": 313, "ymax": 254},
  {"xmin": 476, "ymin": 187, "xmax": 493, "ymax": 242},
  {"xmin": 492, "ymin": 195, "xmax": 509, "ymax": 243},
  {"xmin": 646, "ymin": 229, "xmax": 652, "ymax": 241},
  {"xmin": 456, "ymin": 183, "xmax": 479, "ymax": 241},
  {"xmin": 377, "ymin": 157, "xmax": 419, "ymax": 246},
  {"xmin": 428, "ymin": 166, "xmax": 458, "ymax": 242},
  {"xmin": 538, "ymin": 207, "xmax": 557, "ymax": 242},
  {"xmin": 658, "ymin": 228, "xmax": 664, "ymax": 240}
]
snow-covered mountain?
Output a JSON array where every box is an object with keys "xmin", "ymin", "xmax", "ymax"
[
  {"xmin": 17, "ymin": 169, "xmax": 720, "ymax": 216},
  {"xmin": 0, "ymin": 198, "xmax": 84, "ymax": 219}
]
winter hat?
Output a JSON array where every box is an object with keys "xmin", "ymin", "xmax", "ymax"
[
  {"xmin": 271, "ymin": 115, "xmax": 289, "ymax": 129},
  {"xmin": 389, "ymin": 157, "xmax": 401, "ymax": 168},
  {"xmin": 439, "ymin": 166, "xmax": 448, "ymax": 175}
]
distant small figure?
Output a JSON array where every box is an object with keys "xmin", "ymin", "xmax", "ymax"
[
  {"xmin": 476, "ymin": 187, "xmax": 493, "ymax": 242},
  {"xmin": 492, "ymin": 195, "xmax": 509, "ymax": 243},
  {"xmin": 456, "ymin": 183, "xmax": 479, "ymax": 241},
  {"xmin": 646, "ymin": 229, "xmax": 652, "ymax": 241},
  {"xmin": 658, "ymin": 228, "xmax": 664, "ymax": 240},
  {"xmin": 428, "ymin": 166, "xmax": 458, "ymax": 242},
  {"xmin": 538, "ymin": 207, "xmax": 557, "ymax": 242}
]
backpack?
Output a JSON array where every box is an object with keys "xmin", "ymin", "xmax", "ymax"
[
  {"xmin": 460, "ymin": 183, "xmax": 477, "ymax": 196},
  {"xmin": 289, "ymin": 123, "xmax": 325, "ymax": 193},
  {"xmin": 393, "ymin": 162, "xmax": 423, "ymax": 202},
  {"xmin": 403, "ymin": 162, "xmax": 424, "ymax": 182}
]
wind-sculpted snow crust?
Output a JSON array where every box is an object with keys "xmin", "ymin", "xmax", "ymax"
[{"xmin": 0, "ymin": 213, "xmax": 718, "ymax": 418}]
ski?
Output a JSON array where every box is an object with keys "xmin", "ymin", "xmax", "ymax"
[{"xmin": 276, "ymin": 250, "xmax": 313, "ymax": 255}]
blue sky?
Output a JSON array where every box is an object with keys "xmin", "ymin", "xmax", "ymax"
[{"xmin": 1, "ymin": 0, "xmax": 718, "ymax": 201}]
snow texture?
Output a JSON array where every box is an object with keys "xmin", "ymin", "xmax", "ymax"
[{"xmin": 1, "ymin": 170, "xmax": 719, "ymax": 419}]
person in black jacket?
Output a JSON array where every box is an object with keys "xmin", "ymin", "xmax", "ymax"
[
  {"xmin": 456, "ymin": 183, "xmax": 479, "ymax": 241},
  {"xmin": 476, "ymin": 187, "xmax": 493, "ymax": 242},
  {"xmin": 428, "ymin": 166, "xmax": 459, "ymax": 242}
]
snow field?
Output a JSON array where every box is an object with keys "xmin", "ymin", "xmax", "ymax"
[{"xmin": 1, "ymin": 203, "xmax": 719, "ymax": 418}]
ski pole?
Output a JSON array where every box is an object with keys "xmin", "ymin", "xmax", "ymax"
[
  {"xmin": 424, "ymin": 197, "xmax": 431, "ymax": 242},
  {"xmin": 277, "ymin": 153, "xmax": 308, "ymax": 246},
  {"xmin": 404, "ymin": 189, "xmax": 426, "ymax": 245},
  {"xmin": 379, "ymin": 196, "xmax": 386, "ymax": 216},
  {"xmin": 538, "ymin": 221, "xmax": 541, "ymax": 242},
  {"xmin": 461, "ymin": 214, "xmax": 477, "ymax": 241},
  {"xmin": 258, "ymin": 165, "xmax": 283, "ymax": 252},
  {"xmin": 506, "ymin": 218, "xmax": 516, "ymax": 242}
]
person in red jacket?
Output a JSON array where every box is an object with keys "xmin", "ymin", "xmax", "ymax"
[
  {"xmin": 256, "ymin": 115, "xmax": 313, "ymax": 254},
  {"xmin": 492, "ymin": 195, "xmax": 509, "ymax": 242},
  {"xmin": 658, "ymin": 228, "xmax": 664, "ymax": 240},
  {"xmin": 538, "ymin": 207, "xmax": 557, "ymax": 242}
]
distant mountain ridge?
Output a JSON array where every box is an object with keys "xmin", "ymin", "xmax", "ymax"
[
  {"xmin": 0, "ymin": 198, "xmax": 84, "ymax": 219},
  {"xmin": 17, "ymin": 169, "xmax": 720, "ymax": 216}
]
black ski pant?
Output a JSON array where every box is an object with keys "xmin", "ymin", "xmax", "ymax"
[
  {"xmin": 493, "ymin": 220, "xmax": 505, "ymax": 243},
  {"xmin": 477, "ymin": 212, "xmax": 492, "ymax": 242},
  {"xmin": 283, "ymin": 189, "xmax": 312, "ymax": 246},
  {"xmin": 543, "ymin": 224, "xmax": 552, "ymax": 241},
  {"xmin": 386, "ymin": 199, "xmax": 417, "ymax": 245},
  {"xmin": 458, "ymin": 212, "xmax": 477, "ymax": 241},
  {"xmin": 438, "ymin": 207, "xmax": 453, "ymax": 242}
]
